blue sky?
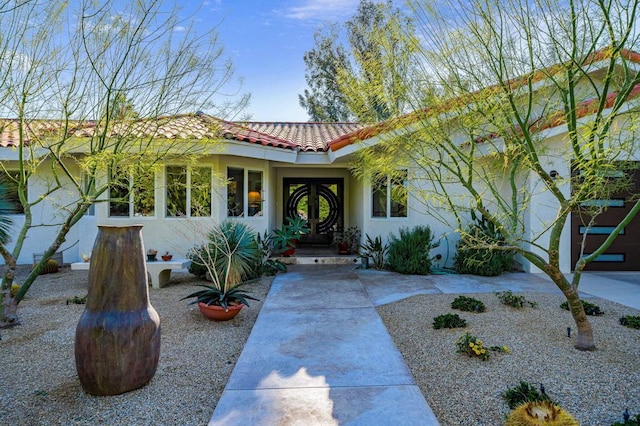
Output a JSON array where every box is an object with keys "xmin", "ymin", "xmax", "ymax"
[{"xmin": 194, "ymin": 0, "xmax": 363, "ymax": 122}]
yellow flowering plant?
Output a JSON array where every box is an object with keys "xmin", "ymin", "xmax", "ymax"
[{"xmin": 455, "ymin": 331, "xmax": 510, "ymax": 361}]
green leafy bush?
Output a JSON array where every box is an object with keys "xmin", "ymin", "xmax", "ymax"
[
  {"xmin": 361, "ymin": 234, "xmax": 388, "ymax": 270},
  {"xmin": 432, "ymin": 313, "xmax": 467, "ymax": 329},
  {"xmin": 454, "ymin": 213, "xmax": 514, "ymax": 276},
  {"xmin": 187, "ymin": 220, "xmax": 261, "ymax": 284},
  {"xmin": 66, "ymin": 295, "xmax": 87, "ymax": 305},
  {"xmin": 619, "ymin": 315, "xmax": 640, "ymax": 329},
  {"xmin": 455, "ymin": 331, "xmax": 509, "ymax": 361},
  {"xmin": 451, "ymin": 295, "xmax": 486, "ymax": 312},
  {"xmin": 560, "ymin": 299, "xmax": 604, "ymax": 316},
  {"xmin": 611, "ymin": 411, "xmax": 640, "ymax": 425},
  {"xmin": 495, "ymin": 290, "xmax": 538, "ymax": 309},
  {"xmin": 503, "ymin": 381, "xmax": 553, "ymax": 409},
  {"xmin": 386, "ymin": 225, "xmax": 437, "ymax": 275}
]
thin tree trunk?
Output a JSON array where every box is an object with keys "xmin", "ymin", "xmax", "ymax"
[{"xmin": 546, "ymin": 266, "xmax": 595, "ymax": 351}]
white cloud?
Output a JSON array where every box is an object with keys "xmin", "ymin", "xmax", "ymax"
[
  {"xmin": 173, "ymin": 25, "xmax": 186, "ymax": 32},
  {"xmin": 283, "ymin": 0, "xmax": 359, "ymax": 21}
]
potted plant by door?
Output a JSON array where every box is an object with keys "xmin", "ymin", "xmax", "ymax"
[
  {"xmin": 332, "ymin": 226, "xmax": 361, "ymax": 255},
  {"xmin": 182, "ymin": 220, "xmax": 261, "ymax": 321},
  {"xmin": 271, "ymin": 216, "xmax": 309, "ymax": 256}
]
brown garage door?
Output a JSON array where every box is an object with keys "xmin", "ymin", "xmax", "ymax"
[{"xmin": 571, "ymin": 169, "xmax": 640, "ymax": 271}]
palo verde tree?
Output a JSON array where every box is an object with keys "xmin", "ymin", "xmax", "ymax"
[
  {"xmin": 351, "ymin": 0, "xmax": 640, "ymax": 350},
  {"xmin": 299, "ymin": 0, "xmax": 419, "ymax": 122},
  {"xmin": 0, "ymin": 0, "xmax": 247, "ymax": 326}
]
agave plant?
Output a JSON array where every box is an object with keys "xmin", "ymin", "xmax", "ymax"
[
  {"xmin": 181, "ymin": 282, "xmax": 258, "ymax": 310},
  {"xmin": 0, "ymin": 183, "xmax": 13, "ymax": 247},
  {"xmin": 183, "ymin": 220, "xmax": 261, "ymax": 309}
]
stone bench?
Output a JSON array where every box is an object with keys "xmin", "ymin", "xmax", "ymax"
[{"xmin": 71, "ymin": 259, "xmax": 191, "ymax": 289}]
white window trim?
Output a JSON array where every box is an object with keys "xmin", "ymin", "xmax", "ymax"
[
  {"xmin": 165, "ymin": 165, "xmax": 213, "ymax": 219},
  {"xmin": 226, "ymin": 166, "xmax": 265, "ymax": 219},
  {"xmin": 371, "ymin": 170, "xmax": 408, "ymax": 219},
  {"xmin": 108, "ymin": 170, "xmax": 156, "ymax": 219}
]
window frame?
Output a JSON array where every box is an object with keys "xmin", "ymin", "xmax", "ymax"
[
  {"xmin": 226, "ymin": 166, "xmax": 264, "ymax": 219},
  {"xmin": 371, "ymin": 170, "xmax": 408, "ymax": 219},
  {"xmin": 165, "ymin": 165, "xmax": 213, "ymax": 218},
  {"xmin": 108, "ymin": 167, "xmax": 156, "ymax": 218}
]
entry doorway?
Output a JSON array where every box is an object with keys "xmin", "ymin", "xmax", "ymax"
[
  {"xmin": 571, "ymin": 168, "xmax": 640, "ymax": 271},
  {"xmin": 283, "ymin": 178, "xmax": 344, "ymax": 245}
]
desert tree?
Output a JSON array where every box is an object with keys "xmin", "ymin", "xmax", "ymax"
[
  {"xmin": 0, "ymin": 0, "xmax": 248, "ymax": 325},
  {"xmin": 299, "ymin": 0, "xmax": 420, "ymax": 122},
  {"xmin": 351, "ymin": 0, "xmax": 640, "ymax": 350}
]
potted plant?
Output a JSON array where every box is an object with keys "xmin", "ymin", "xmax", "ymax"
[
  {"xmin": 147, "ymin": 249, "xmax": 158, "ymax": 262},
  {"xmin": 332, "ymin": 226, "xmax": 361, "ymax": 255},
  {"xmin": 161, "ymin": 251, "xmax": 173, "ymax": 261},
  {"xmin": 182, "ymin": 220, "xmax": 261, "ymax": 321},
  {"xmin": 271, "ymin": 215, "xmax": 309, "ymax": 257}
]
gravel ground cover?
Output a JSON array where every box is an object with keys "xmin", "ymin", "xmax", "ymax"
[
  {"xmin": 3, "ymin": 266, "xmax": 640, "ymax": 425},
  {"xmin": 0, "ymin": 266, "xmax": 271, "ymax": 426},
  {"xmin": 378, "ymin": 291, "xmax": 640, "ymax": 426}
]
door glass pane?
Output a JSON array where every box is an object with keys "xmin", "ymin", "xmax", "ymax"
[
  {"xmin": 191, "ymin": 167, "xmax": 211, "ymax": 217},
  {"xmin": 289, "ymin": 184, "xmax": 309, "ymax": 220},
  {"xmin": 166, "ymin": 166, "xmax": 187, "ymax": 217}
]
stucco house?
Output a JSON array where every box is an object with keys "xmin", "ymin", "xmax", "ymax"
[{"xmin": 1, "ymin": 50, "xmax": 639, "ymax": 273}]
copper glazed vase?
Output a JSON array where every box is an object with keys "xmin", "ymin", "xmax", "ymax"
[{"xmin": 75, "ymin": 225, "xmax": 161, "ymax": 396}]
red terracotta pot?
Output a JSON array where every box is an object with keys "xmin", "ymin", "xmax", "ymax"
[
  {"xmin": 198, "ymin": 302, "xmax": 245, "ymax": 321},
  {"xmin": 161, "ymin": 255, "xmax": 173, "ymax": 261}
]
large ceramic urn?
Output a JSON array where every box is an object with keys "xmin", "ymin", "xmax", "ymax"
[{"xmin": 75, "ymin": 225, "xmax": 161, "ymax": 396}]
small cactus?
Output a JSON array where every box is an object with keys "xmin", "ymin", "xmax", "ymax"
[
  {"xmin": 505, "ymin": 400, "xmax": 578, "ymax": 426},
  {"xmin": 39, "ymin": 259, "xmax": 60, "ymax": 275},
  {"xmin": 10, "ymin": 283, "xmax": 21, "ymax": 297}
]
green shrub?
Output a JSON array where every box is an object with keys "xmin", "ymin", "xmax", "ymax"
[
  {"xmin": 66, "ymin": 295, "xmax": 87, "ymax": 305},
  {"xmin": 432, "ymin": 313, "xmax": 467, "ymax": 329},
  {"xmin": 455, "ymin": 331, "xmax": 509, "ymax": 361},
  {"xmin": 619, "ymin": 315, "xmax": 640, "ymax": 329},
  {"xmin": 187, "ymin": 246, "xmax": 208, "ymax": 278},
  {"xmin": 361, "ymin": 234, "xmax": 389, "ymax": 270},
  {"xmin": 611, "ymin": 411, "xmax": 640, "ymax": 425},
  {"xmin": 495, "ymin": 290, "xmax": 538, "ymax": 309},
  {"xmin": 454, "ymin": 213, "xmax": 514, "ymax": 276},
  {"xmin": 386, "ymin": 225, "xmax": 437, "ymax": 275},
  {"xmin": 187, "ymin": 220, "xmax": 261, "ymax": 284},
  {"xmin": 503, "ymin": 381, "xmax": 553, "ymax": 409},
  {"xmin": 451, "ymin": 295, "xmax": 486, "ymax": 312},
  {"xmin": 560, "ymin": 299, "xmax": 604, "ymax": 316}
]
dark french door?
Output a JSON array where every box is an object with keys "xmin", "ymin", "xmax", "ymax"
[
  {"xmin": 571, "ymin": 169, "xmax": 640, "ymax": 271},
  {"xmin": 283, "ymin": 178, "xmax": 343, "ymax": 245}
]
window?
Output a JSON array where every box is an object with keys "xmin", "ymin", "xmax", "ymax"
[
  {"xmin": 372, "ymin": 170, "xmax": 407, "ymax": 218},
  {"xmin": 165, "ymin": 166, "xmax": 211, "ymax": 217},
  {"xmin": 109, "ymin": 166, "xmax": 155, "ymax": 217},
  {"xmin": 0, "ymin": 171, "xmax": 26, "ymax": 214},
  {"xmin": 227, "ymin": 167, "xmax": 263, "ymax": 217}
]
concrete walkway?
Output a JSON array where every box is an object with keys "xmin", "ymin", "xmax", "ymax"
[
  {"xmin": 209, "ymin": 266, "xmax": 640, "ymax": 425},
  {"xmin": 209, "ymin": 265, "xmax": 439, "ymax": 425}
]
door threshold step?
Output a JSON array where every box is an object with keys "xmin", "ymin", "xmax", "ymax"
[{"xmin": 274, "ymin": 256, "xmax": 361, "ymax": 265}]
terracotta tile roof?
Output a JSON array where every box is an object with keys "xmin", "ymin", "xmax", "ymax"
[
  {"xmin": 242, "ymin": 122, "xmax": 365, "ymax": 152},
  {"xmin": 328, "ymin": 48, "xmax": 640, "ymax": 152},
  {"xmin": 0, "ymin": 114, "xmax": 365, "ymax": 152}
]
